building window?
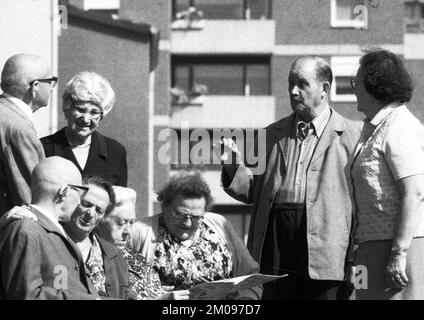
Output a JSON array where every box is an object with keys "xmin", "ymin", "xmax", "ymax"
[
  {"xmin": 172, "ymin": 56, "xmax": 270, "ymax": 104},
  {"xmin": 172, "ymin": 0, "xmax": 271, "ymax": 20},
  {"xmin": 330, "ymin": 56, "xmax": 360, "ymax": 102},
  {"xmin": 405, "ymin": 0, "xmax": 424, "ymax": 33},
  {"xmin": 330, "ymin": 0, "xmax": 367, "ymax": 28}
]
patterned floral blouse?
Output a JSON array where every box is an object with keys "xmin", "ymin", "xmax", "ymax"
[
  {"xmin": 122, "ymin": 247, "xmax": 165, "ymax": 300},
  {"xmin": 153, "ymin": 216, "xmax": 233, "ymax": 290},
  {"xmin": 84, "ymin": 235, "xmax": 108, "ymax": 297}
]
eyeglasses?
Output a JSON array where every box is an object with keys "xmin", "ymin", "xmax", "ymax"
[
  {"xmin": 70, "ymin": 99, "xmax": 103, "ymax": 120},
  {"xmin": 67, "ymin": 184, "xmax": 89, "ymax": 196},
  {"xmin": 171, "ymin": 210, "xmax": 203, "ymax": 223},
  {"xmin": 350, "ymin": 78, "xmax": 356, "ymax": 89},
  {"xmin": 111, "ymin": 216, "xmax": 136, "ymax": 229},
  {"xmin": 30, "ymin": 77, "xmax": 58, "ymax": 88}
]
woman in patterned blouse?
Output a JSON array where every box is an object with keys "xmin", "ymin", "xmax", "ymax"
[
  {"xmin": 128, "ymin": 172, "xmax": 261, "ymax": 299},
  {"xmin": 95, "ymin": 186, "xmax": 190, "ymax": 300}
]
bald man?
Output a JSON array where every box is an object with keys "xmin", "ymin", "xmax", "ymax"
[
  {"xmin": 0, "ymin": 157, "xmax": 99, "ymax": 300},
  {"xmin": 0, "ymin": 54, "xmax": 57, "ymax": 214}
]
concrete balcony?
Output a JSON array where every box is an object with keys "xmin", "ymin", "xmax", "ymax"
[
  {"xmin": 405, "ymin": 33, "xmax": 424, "ymax": 60},
  {"xmin": 170, "ymin": 95, "xmax": 275, "ymax": 129},
  {"xmin": 171, "ymin": 20, "xmax": 275, "ymax": 54}
]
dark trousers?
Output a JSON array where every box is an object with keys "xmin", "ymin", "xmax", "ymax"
[{"xmin": 260, "ymin": 204, "xmax": 347, "ymax": 300}]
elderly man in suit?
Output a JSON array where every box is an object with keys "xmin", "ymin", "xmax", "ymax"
[
  {"xmin": 216, "ymin": 56, "xmax": 362, "ymax": 300},
  {"xmin": 0, "ymin": 157, "xmax": 99, "ymax": 300},
  {"xmin": 0, "ymin": 54, "xmax": 57, "ymax": 214}
]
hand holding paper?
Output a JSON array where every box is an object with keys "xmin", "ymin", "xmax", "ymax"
[{"xmin": 189, "ymin": 273, "xmax": 288, "ymax": 300}]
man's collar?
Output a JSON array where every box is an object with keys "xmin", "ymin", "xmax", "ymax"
[
  {"xmin": 369, "ymin": 101, "xmax": 404, "ymax": 127},
  {"xmin": 311, "ymin": 105, "xmax": 331, "ymax": 138},
  {"xmin": 3, "ymin": 92, "xmax": 34, "ymax": 124},
  {"xmin": 295, "ymin": 104, "xmax": 331, "ymax": 138},
  {"xmin": 30, "ymin": 204, "xmax": 59, "ymax": 224},
  {"xmin": 29, "ymin": 204, "xmax": 68, "ymax": 238}
]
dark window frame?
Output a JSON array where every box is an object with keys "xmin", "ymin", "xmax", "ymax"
[
  {"xmin": 172, "ymin": 0, "xmax": 272, "ymax": 20},
  {"xmin": 171, "ymin": 55, "xmax": 271, "ymax": 98},
  {"xmin": 405, "ymin": 0, "xmax": 424, "ymax": 33}
]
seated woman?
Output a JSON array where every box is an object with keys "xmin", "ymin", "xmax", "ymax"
[
  {"xmin": 128, "ymin": 172, "xmax": 262, "ymax": 300},
  {"xmin": 95, "ymin": 186, "xmax": 189, "ymax": 300},
  {"xmin": 41, "ymin": 71, "xmax": 127, "ymax": 186}
]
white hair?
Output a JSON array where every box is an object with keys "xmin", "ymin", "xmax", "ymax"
[{"xmin": 62, "ymin": 71, "xmax": 115, "ymax": 117}]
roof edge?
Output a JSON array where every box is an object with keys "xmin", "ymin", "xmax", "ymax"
[{"xmin": 67, "ymin": 5, "xmax": 152, "ymax": 36}]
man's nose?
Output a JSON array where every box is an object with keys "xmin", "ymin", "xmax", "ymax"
[
  {"xmin": 290, "ymin": 85, "xmax": 299, "ymax": 95},
  {"xmin": 85, "ymin": 207, "xmax": 95, "ymax": 217}
]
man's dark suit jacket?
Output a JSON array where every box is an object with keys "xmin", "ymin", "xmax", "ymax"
[
  {"xmin": 0, "ymin": 206, "xmax": 98, "ymax": 299},
  {"xmin": 0, "ymin": 95, "xmax": 45, "ymax": 215},
  {"xmin": 40, "ymin": 128, "xmax": 127, "ymax": 186}
]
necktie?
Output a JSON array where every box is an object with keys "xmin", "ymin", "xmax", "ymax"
[{"xmin": 297, "ymin": 121, "xmax": 310, "ymax": 141}]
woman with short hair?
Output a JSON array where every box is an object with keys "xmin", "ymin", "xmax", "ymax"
[
  {"xmin": 41, "ymin": 71, "xmax": 127, "ymax": 186},
  {"xmin": 95, "ymin": 186, "xmax": 189, "ymax": 300},
  {"xmin": 350, "ymin": 49, "xmax": 424, "ymax": 299},
  {"xmin": 128, "ymin": 172, "xmax": 262, "ymax": 300}
]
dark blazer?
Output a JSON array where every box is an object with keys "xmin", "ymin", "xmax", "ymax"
[
  {"xmin": 0, "ymin": 95, "xmax": 45, "ymax": 215},
  {"xmin": 222, "ymin": 109, "xmax": 362, "ymax": 281},
  {"xmin": 40, "ymin": 128, "xmax": 127, "ymax": 186},
  {"xmin": 96, "ymin": 235, "xmax": 132, "ymax": 299},
  {"xmin": 0, "ymin": 206, "xmax": 98, "ymax": 300}
]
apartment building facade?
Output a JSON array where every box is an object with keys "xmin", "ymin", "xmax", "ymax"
[
  {"xmin": 2, "ymin": 0, "xmax": 424, "ymax": 238},
  {"xmin": 118, "ymin": 0, "xmax": 423, "ymax": 239}
]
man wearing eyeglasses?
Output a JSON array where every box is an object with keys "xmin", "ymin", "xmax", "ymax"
[
  {"xmin": 0, "ymin": 157, "xmax": 100, "ymax": 300},
  {"xmin": 0, "ymin": 53, "xmax": 57, "ymax": 215}
]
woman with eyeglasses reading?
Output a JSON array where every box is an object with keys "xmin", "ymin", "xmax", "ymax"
[
  {"xmin": 40, "ymin": 71, "xmax": 127, "ymax": 187},
  {"xmin": 128, "ymin": 172, "xmax": 262, "ymax": 300}
]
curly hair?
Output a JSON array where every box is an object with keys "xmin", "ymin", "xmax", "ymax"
[
  {"xmin": 360, "ymin": 49, "xmax": 413, "ymax": 103},
  {"xmin": 157, "ymin": 172, "xmax": 213, "ymax": 210},
  {"xmin": 82, "ymin": 176, "xmax": 116, "ymax": 215}
]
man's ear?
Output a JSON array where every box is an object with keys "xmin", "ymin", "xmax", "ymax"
[
  {"xmin": 30, "ymin": 80, "xmax": 39, "ymax": 95},
  {"xmin": 54, "ymin": 185, "xmax": 68, "ymax": 202},
  {"xmin": 322, "ymin": 81, "xmax": 331, "ymax": 98}
]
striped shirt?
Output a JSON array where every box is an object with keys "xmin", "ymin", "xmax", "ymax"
[{"xmin": 274, "ymin": 106, "xmax": 331, "ymax": 205}]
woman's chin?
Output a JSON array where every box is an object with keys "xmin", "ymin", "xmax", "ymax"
[{"xmin": 77, "ymin": 127, "xmax": 92, "ymax": 134}]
